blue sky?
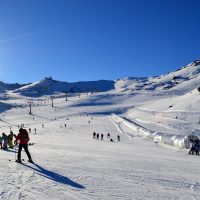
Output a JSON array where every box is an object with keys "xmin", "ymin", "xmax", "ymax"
[{"xmin": 0, "ymin": 0, "xmax": 199, "ymax": 83}]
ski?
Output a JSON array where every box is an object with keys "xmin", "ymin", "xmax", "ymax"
[
  {"xmin": 9, "ymin": 159, "xmax": 25, "ymax": 163},
  {"xmin": 8, "ymin": 160, "xmax": 35, "ymax": 164}
]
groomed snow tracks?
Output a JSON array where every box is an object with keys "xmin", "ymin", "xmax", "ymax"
[{"xmin": 110, "ymin": 114, "xmax": 189, "ymax": 149}]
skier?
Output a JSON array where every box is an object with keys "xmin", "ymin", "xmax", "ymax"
[
  {"xmin": 101, "ymin": 133, "xmax": 104, "ymax": 140},
  {"xmin": 8, "ymin": 131, "xmax": 15, "ymax": 148},
  {"xmin": 2, "ymin": 132, "xmax": 8, "ymax": 150},
  {"xmin": 117, "ymin": 135, "xmax": 120, "ymax": 142},
  {"xmin": 29, "ymin": 128, "xmax": 31, "ymax": 134},
  {"xmin": 0, "ymin": 135, "xmax": 2, "ymax": 149},
  {"xmin": 93, "ymin": 132, "xmax": 96, "ymax": 139},
  {"xmin": 107, "ymin": 133, "xmax": 110, "ymax": 139},
  {"xmin": 15, "ymin": 128, "xmax": 34, "ymax": 163},
  {"xmin": 194, "ymin": 141, "xmax": 200, "ymax": 155},
  {"xmin": 188, "ymin": 142, "xmax": 196, "ymax": 155},
  {"xmin": 96, "ymin": 133, "xmax": 99, "ymax": 140}
]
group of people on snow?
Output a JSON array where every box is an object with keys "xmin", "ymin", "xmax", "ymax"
[
  {"xmin": 0, "ymin": 128, "xmax": 34, "ymax": 163},
  {"xmin": 92, "ymin": 132, "xmax": 120, "ymax": 142},
  {"xmin": 188, "ymin": 139, "xmax": 200, "ymax": 155},
  {"xmin": 0, "ymin": 131, "xmax": 15, "ymax": 150}
]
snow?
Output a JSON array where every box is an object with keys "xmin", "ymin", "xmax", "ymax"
[
  {"xmin": 13, "ymin": 77, "xmax": 115, "ymax": 97},
  {"xmin": 0, "ymin": 59, "xmax": 200, "ymax": 199}
]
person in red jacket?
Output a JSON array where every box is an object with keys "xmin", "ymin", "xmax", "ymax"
[{"xmin": 15, "ymin": 128, "xmax": 34, "ymax": 163}]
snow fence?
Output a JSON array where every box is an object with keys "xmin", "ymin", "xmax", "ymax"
[{"xmin": 110, "ymin": 114, "xmax": 190, "ymax": 149}]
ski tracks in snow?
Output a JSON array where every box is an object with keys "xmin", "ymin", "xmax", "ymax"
[
  {"xmin": 1, "ymin": 162, "xmax": 59, "ymax": 200},
  {"xmin": 189, "ymin": 181, "xmax": 200, "ymax": 200},
  {"xmin": 0, "ymin": 163, "xmax": 36, "ymax": 200}
]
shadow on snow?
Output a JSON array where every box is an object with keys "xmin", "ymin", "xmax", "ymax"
[{"xmin": 23, "ymin": 163, "xmax": 85, "ymax": 189}]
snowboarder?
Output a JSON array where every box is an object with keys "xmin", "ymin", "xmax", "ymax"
[
  {"xmin": 2, "ymin": 133, "xmax": 8, "ymax": 150},
  {"xmin": 15, "ymin": 128, "xmax": 34, "ymax": 163},
  {"xmin": 101, "ymin": 133, "xmax": 104, "ymax": 140}
]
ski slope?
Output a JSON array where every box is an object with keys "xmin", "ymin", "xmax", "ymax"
[{"xmin": 0, "ymin": 94, "xmax": 200, "ymax": 200}]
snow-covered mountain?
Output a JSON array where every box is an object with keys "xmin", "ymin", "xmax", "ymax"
[
  {"xmin": 1, "ymin": 59, "xmax": 200, "ymax": 97},
  {"xmin": 0, "ymin": 81, "xmax": 26, "ymax": 93},
  {"xmin": 115, "ymin": 59, "xmax": 200, "ymax": 94},
  {"xmin": 13, "ymin": 77, "xmax": 115, "ymax": 97}
]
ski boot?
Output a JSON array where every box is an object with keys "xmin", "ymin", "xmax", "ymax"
[{"xmin": 16, "ymin": 159, "xmax": 22, "ymax": 163}]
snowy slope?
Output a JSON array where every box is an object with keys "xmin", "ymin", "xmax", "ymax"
[
  {"xmin": 1, "ymin": 63, "xmax": 200, "ymax": 199},
  {"xmin": 0, "ymin": 59, "xmax": 200, "ymax": 199},
  {"xmin": 0, "ymin": 93, "xmax": 200, "ymax": 200}
]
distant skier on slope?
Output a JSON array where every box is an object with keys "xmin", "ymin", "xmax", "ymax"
[
  {"xmin": 101, "ymin": 133, "xmax": 104, "ymax": 140},
  {"xmin": 15, "ymin": 128, "xmax": 34, "ymax": 163},
  {"xmin": 195, "ymin": 141, "xmax": 200, "ymax": 155},
  {"xmin": 93, "ymin": 132, "xmax": 96, "ymax": 139},
  {"xmin": 188, "ymin": 142, "xmax": 196, "ymax": 155},
  {"xmin": 117, "ymin": 135, "xmax": 120, "ymax": 142},
  {"xmin": 0, "ymin": 135, "xmax": 2, "ymax": 149}
]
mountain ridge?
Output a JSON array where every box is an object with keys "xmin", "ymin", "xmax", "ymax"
[{"xmin": 0, "ymin": 59, "xmax": 199, "ymax": 96}]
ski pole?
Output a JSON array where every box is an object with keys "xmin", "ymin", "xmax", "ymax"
[{"xmin": 15, "ymin": 145, "xmax": 17, "ymax": 161}]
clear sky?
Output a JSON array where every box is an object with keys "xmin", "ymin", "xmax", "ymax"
[{"xmin": 0, "ymin": 0, "xmax": 199, "ymax": 83}]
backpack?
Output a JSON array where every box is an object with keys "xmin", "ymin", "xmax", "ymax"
[{"xmin": 19, "ymin": 129, "xmax": 29, "ymax": 143}]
